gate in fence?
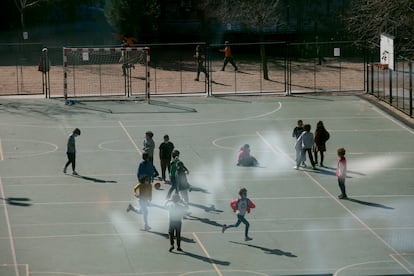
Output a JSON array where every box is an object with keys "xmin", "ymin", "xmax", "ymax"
[{"xmin": 1, "ymin": 41, "xmax": 368, "ymax": 99}]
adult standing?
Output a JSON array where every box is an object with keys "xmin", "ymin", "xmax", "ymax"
[
  {"xmin": 159, "ymin": 134, "xmax": 174, "ymax": 183},
  {"xmin": 314, "ymin": 121, "xmax": 330, "ymax": 167},
  {"xmin": 63, "ymin": 128, "xmax": 81, "ymax": 175},
  {"xmin": 220, "ymin": 41, "xmax": 238, "ymax": 71}
]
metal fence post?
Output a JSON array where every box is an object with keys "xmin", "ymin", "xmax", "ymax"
[{"xmin": 410, "ymin": 61, "xmax": 413, "ymax": 117}]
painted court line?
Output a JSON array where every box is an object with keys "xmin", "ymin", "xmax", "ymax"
[
  {"xmin": 0, "ymin": 177, "xmax": 20, "ymax": 276},
  {"xmin": 256, "ymin": 131, "xmax": 413, "ymax": 274},
  {"xmin": 118, "ymin": 121, "xmax": 142, "ymax": 155},
  {"xmin": 0, "ymin": 137, "xmax": 3, "ymax": 161},
  {"xmin": 192, "ymin": 232, "xmax": 223, "ymax": 276}
]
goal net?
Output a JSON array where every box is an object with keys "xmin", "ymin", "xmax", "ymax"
[{"xmin": 63, "ymin": 47, "xmax": 150, "ymax": 100}]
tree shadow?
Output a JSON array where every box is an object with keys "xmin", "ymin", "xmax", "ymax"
[
  {"xmin": 172, "ymin": 250, "xmax": 230, "ymax": 266},
  {"xmin": 229, "ymin": 241, "xmax": 297, "ymax": 257},
  {"xmin": 0, "ymin": 197, "xmax": 32, "ymax": 207},
  {"xmin": 347, "ymin": 198, "xmax": 394, "ymax": 209},
  {"xmin": 188, "ymin": 202, "xmax": 223, "ymax": 213},
  {"xmin": 185, "ymin": 215, "xmax": 222, "ymax": 227},
  {"xmin": 71, "ymin": 174, "xmax": 117, "ymax": 183}
]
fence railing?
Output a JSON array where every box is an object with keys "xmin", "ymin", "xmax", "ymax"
[
  {"xmin": 367, "ymin": 53, "xmax": 413, "ymax": 117},
  {"xmin": 1, "ymin": 41, "xmax": 369, "ymax": 99}
]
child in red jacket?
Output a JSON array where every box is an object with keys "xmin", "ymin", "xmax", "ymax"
[{"xmin": 222, "ymin": 188, "xmax": 256, "ymax": 241}]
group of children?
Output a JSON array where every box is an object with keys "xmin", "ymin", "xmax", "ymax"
[
  {"xmin": 63, "ymin": 122, "xmax": 346, "ymax": 252},
  {"xmin": 292, "ymin": 120, "xmax": 348, "ymax": 199}
]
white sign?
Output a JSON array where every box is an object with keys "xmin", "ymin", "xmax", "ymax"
[
  {"xmin": 82, "ymin": 52, "xmax": 89, "ymax": 61},
  {"xmin": 380, "ymin": 33, "xmax": 394, "ymax": 70},
  {"xmin": 334, "ymin": 48, "xmax": 340, "ymax": 57},
  {"xmin": 22, "ymin": 32, "xmax": 28, "ymax": 40}
]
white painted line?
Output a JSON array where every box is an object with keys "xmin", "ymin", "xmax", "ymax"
[
  {"xmin": 118, "ymin": 121, "xmax": 142, "ymax": 155},
  {"xmin": 0, "ymin": 138, "xmax": 3, "ymax": 161},
  {"xmin": 257, "ymin": 131, "xmax": 413, "ymax": 274},
  {"xmin": 0, "ymin": 177, "xmax": 20, "ymax": 276},
  {"xmin": 191, "ymin": 232, "xmax": 222, "ymax": 276}
]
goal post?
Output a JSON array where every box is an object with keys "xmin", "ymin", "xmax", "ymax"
[{"xmin": 63, "ymin": 46, "xmax": 150, "ymax": 101}]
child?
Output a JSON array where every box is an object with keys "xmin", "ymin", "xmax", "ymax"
[
  {"xmin": 336, "ymin": 148, "xmax": 348, "ymax": 199},
  {"xmin": 222, "ymin": 188, "xmax": 256, "ymax": 241},
  {"xmin": 166, "ymin": 194, "xmax": 187, "ymax": 252},
  {"xmin": 63, "ymin": 128, "xmax": 81, "ymax": 175},
  {"xmin": 314, "ymin": 121, "xmax": 330, "ymax": 167},
  {"xmin": 295, "ymin": 124, "xmax": 316, "ymax": 170},
  {"xmin": 176, "ymin": 161, "xmax": 191, "ymax": 205},
  {"xmin": 237, "ymin": 144, "xmax": 258, "ymax": 167},
  {"xmin": 127, "ymin": 175, "xmax": 153, "ymax": 231}
]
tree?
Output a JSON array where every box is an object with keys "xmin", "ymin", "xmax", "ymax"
[
  {"xmin": 13, "ymin": 0, "xmax": 44, "ymax": 30},
  {"xmin": 200, "ymin": 0, "xmax": 282, "ymax": 80},
  {"xmin": 344, "ymin": 0, "xmax": 414, "ymax": 55},
  {"xmin": 104, "ymin": 0, "xmax": 160, "ymax": 42}
]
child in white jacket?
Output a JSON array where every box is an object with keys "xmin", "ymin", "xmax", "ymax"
[{"xmin": 295, "ymin": 124, "xmax": 316, "ymax": 169}]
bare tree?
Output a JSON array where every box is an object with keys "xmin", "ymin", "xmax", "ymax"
[
  {"xmin": 344, "ymin": 0, "xmax": 414, "ymax": 55},
  {"xmin": 201, "ymin": 0, "xmax": 282, "ymax": 80},
  {"xmin": 14, "ymin": 0, "xmax": 44, "ymax": 30}
]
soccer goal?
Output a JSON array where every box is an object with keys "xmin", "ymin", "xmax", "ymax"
[{"xmin": 63, "ymin": 46, "xmax": 150, "ymax": 100}]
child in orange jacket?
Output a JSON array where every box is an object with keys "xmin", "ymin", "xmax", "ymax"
[{"xmin": 222, "ymin": 188, "xmax": 256, "ymax": 241}]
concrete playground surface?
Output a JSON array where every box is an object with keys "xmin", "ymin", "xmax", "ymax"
[{"xmin": 0, "ymin": 94, "xmax": 413, "ymax": 276}]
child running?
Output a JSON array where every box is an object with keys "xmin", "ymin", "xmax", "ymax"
[{"xmin": 222, "ymin": 188, "xmax": 256, "ymax": 241}]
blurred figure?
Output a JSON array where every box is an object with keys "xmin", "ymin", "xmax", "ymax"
[
  {"xmin": 314, "ymin": 121, "xmax": 330, "ymax": 167},
  {"xmin": 237, "ymin": 144, "xmax": 258, "ymax": 167}
]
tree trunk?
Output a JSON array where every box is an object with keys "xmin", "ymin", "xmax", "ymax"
[{"xmin": 259, "ymin": 32, "xmax": 269, "ymax": 80}]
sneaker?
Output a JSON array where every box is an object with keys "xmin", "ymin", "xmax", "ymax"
[
  {"xmin": 169, "ymin": 246, "xmax": 174, "ymax": 252},
  {"xmin": 194, "ymin": 78, "xmax": 199, "ymax": 81},
  {"xmin": 177, "ymin": 247, "xmax": 183, "ymax": 252},
  {"xmin": 72, "ymin": 171, "xmax": 78, "ymax": 175},
  {"xmin": 63, "ymin": 167, "xmax": 67, "ymax": 174},
  {"xmin": 144, "ymin": 225, "xmax": 151, "ymax": 231},
  {"xmin": 126, "ymin": 204, "xmax": 133, "ymax": 212},
  {"xmin": 293, "ymin": 166, "xmax": 299, "ymax": 170},
  {"xmin": 222, "ymin": 224, "xmax": 227, "ymax": 233},
  {"xmin": 244, "ymin": 236, "xmax": 253, "ymax": 241},
  {"xmin": 338, "ymin": 194, "xmax": 348, "ymax": 200}
]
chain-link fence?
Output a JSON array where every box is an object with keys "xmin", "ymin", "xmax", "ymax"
[
  {"xmin": 1, "ymin": 41, "xmax": 368, "ymax": 99},
  {"xmin": 367, "ymin": 48, "xmax": 413, "ymax": 117}
]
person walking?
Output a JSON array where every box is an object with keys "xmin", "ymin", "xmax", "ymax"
[
  {"xmin": 127, "ymin": 175, "xmax": 153, "ymax": 231},
  {"xmin": 166, "ymin": 194, "xmax": 187, "ymax": 252},
  {"xmin": 220, "ymin": 41, "xmax": 238, "ymax": 71},
  {"xmin": 176, "ymin": 161, "xmax": 191, "ymax": 206},
  {"xmin": 336, "ymin": 148, "xmax": 348, "ymax": 199},
  {"xmin": 63, "ymin": 128, "xmax": 81, "ymax": 175},
  {"xmin": 194, "ymin": 45, "xmax": 209, "ymax": 81},
  {"xmin": 143, "ymin": 131, "xmax": 159, "ymax": 178},
  {"xmin": 295, "ymin": 124, "xmax": 316, "ymax": 170},
  {"xmin": 292, "ymin": 120, "xmax": 306, "ymax": 167},
  {"xmin": 314, "ymin": 121, "xmax": 330, "ymax": 167},
  {"xmin": 222, "ymin": 188, "xmax": 256, "ymax": 241},
  {"xmin": 159, "ymin": 134, "xmax": 174, "ymax": 183},
  {"xmin": 166, "ymin": 150, "xmax": 187, "ymax": 199}
]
